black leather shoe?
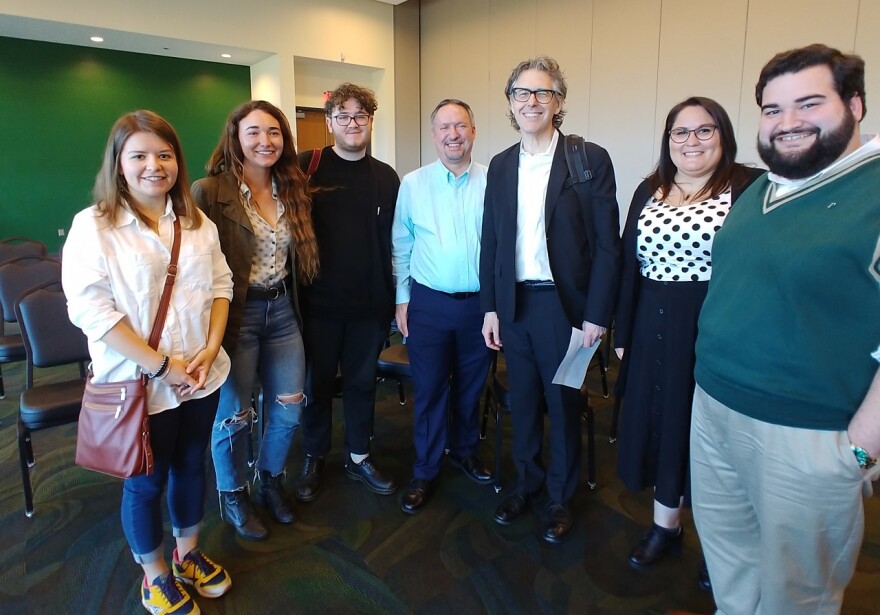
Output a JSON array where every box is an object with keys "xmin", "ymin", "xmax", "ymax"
[
  {"xmin": 447, "ymin": 453, "xmax": 494, "ymax": 484},
  {"xmin": 345, "ymin": 457, "xmax": 397, "ymax": 495},
  {"xmin": 628, "ymin": 524, "xmax": 683, "ymax": 569},
  {"xmin": 542, "ymin": 502, "xmax": 573, "ymax": 544},
  {"xmin": 295, "ymin": 455, "xmax": 324, "ymax": 503},
  {"xmin": 698, "ymin": 558, "xmax": 712, "ymax": 592},
  {"xmin": 220, "ymin": 489, "xmax": 268, "ymax": 541},
  {"xmin": 494, "ymin": 493, "xmax": 528, "ymax": 526},
  {"xmin": 257, "ymin": 470, "xmax": 296, "ymax": 524},
  {"xmin": 401, "ymin": 478, "xmax": 433, "ymax": 515}
]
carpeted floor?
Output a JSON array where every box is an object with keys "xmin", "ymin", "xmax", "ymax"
[{"xmin": 0, "ymin": 353, "xmax": 878, "ymax": 615}]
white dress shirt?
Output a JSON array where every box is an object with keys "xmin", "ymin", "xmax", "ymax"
[
  {"xmin": 63, "ymin": 201, "xmax": 233, "ymax": 415},
  {"xmin": 515, "ymin": 130, "xmax": 558, "ymax": 281}
]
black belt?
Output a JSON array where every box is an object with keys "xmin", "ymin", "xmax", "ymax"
[
  {"xmin": 438, "ymin": 290, "xmax": 479, "ymax": 300},
  {"xmin": 517, "ymin": 279, "xmax": 555, "ymax": 290},
  {"xmin": 246, "ymin": 283, "xmax": 288, "ymax": 301}
]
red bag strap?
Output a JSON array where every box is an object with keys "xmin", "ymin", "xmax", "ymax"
[
  {"xmin": 306, "ymin": 148, "xmax": 322, "ymax": 179},
  {"xmin": 147, "ymin": 216, "xmax": 181, "ymax": 350}
]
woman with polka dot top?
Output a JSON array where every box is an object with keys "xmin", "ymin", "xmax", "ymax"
[
  {"xmin": 613, "ymin": 97, "xmax": 764, "ymax": 579},
  {"xmin": 192, "ymin": 101, "xmax": 319, "ymax": 541}
]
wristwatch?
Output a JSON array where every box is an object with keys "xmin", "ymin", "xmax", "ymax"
[{"xmin": 851, "ymin": 444, "xmax": 878, "ymax": 469}]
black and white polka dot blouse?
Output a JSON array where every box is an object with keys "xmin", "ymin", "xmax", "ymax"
[{"xmin": 636, "ymin": 188, "xmax": 732, "ymax": 282}]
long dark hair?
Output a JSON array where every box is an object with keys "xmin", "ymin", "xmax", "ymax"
[
  {"xmin": 205, "ymin": 100, "xmax": 318, "ymax": 283},
  {"xmin": 93, "ymin": 110, "xmax": 201, "ymax": 229},
  {"xmin": 648, "ymin": 96, "xmax": 750, "ymax": 202}
]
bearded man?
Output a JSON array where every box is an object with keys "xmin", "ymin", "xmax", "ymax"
[{"xmin": 690, "ymin": 43, "xmax": 880, "ymax": 614}]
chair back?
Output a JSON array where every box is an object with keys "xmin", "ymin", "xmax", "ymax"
[
  {"xmin": 0, "ymin": 256, "xmax": 62, "ymax": 324},
  {"xmin": 0, "ymin": 237, "xmax": 47, "ymax": 262},
  {"xmin": 15, "ymin": 282, "xmax": 90, "ymax": 387}
]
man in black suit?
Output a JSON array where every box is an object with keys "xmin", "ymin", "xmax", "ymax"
[{"xmin": 480, "ymin": 56, "xmax": 621, "ymax": 543}]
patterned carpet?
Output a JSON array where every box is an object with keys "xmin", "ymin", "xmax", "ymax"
[{"xmin": 0, "ymin": 355, "xmax": 878, "ymax": 615}]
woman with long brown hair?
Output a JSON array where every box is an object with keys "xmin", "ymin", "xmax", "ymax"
[
  {"xmin": 64, "ymin": 110, "xmax": 233, "ymax": 614},
  {"xmin": 193, "ymin": 100, "xmax": 318, "ymax": 541}
]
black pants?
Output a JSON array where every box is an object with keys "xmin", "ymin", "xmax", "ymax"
[
  {"xmin": 501, "ymin": 285, "xmax": 583, "ymax": 504},
  {"xmin": 301, "ymin": 313, "xmax": 387, "ymax": 457}
]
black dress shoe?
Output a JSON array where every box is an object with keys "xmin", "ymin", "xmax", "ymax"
[
  {"xmin": 345, "ymin": 457, "xmax": 397, "ymax": 495},
  {"xmin": 257, "ymin": 470, "xmax": 296, "ymax": 524},
  {"xmin": 698, "ymin": 558, "xmax": 712, "ymax": 592},
  {"xmin": 220, "ymin": 489, "xmax": 268, "ymax": 541},
  {"xmin": 628, "ymin": 524, "xmax": 683, "ymax": 569},
  {"xmin": 401, "ymin": 478, "xmax": 433, "ymax": 515},
  {"xmin": 447, "ymin": 453, "xmax": 494, "ymax": 484},
  {"xmin": 494, "ymin": 493, "xmax": 528, "ymax": 526},
  {"xmin": 295, "ymin": 455, "xmax": 324, "ymax": 503},
  {"xmin": 542, "ymin": 502, "xmax": 573, "ymax": 544}
]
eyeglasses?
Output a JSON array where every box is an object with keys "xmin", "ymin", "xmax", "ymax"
[
  {"xmin": 668, "ymin": 125, "xmax": 717, "ymax": 143},
  {"xmin": 509, "ymin": 88, "xmax": 559, "ymax": 104},
  {"xmin": 332, "ymin": 114, "xmax": 371, "ymax": 127}
]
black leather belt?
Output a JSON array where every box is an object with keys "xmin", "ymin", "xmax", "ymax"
[
  {"xmin": 438, "ymin": 290, "xmax": 479, "ymax": 300},
  {"xmin": 517, "ymin": 279, "xmax": 555, "ymax": 289},
  {"xmin": 246, "ymin": 283, "xmax": 287, "ymax": 301}
]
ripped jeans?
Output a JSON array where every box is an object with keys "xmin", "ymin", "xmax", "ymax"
[{"xmin": 211, "ymin": 295, "xmax": 305, "ymax": 492}]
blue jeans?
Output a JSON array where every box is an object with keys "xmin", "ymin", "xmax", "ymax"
[
  {"xmin": 121, "ymin": 391, "xmax": 219, "ymax": 564},
  {"xmin": 212, "ymin": 296, "xmax": 306, "ymax": 492}
]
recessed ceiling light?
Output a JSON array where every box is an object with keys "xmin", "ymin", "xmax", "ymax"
[
  {"xmin": 90, "ymin": 36, "xmax": 104, "ymax": 42},
  {"xmin": 221, "ymin": 53, "xmax": 232, "ymax": 59}
]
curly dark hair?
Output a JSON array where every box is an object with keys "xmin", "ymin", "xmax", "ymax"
[{"xmin": 324, "ymin": 83, "xmax": 378, "ymax": 116}]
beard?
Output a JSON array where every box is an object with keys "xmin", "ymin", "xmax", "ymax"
[{"xmin": 757, "ymin": 109, "xmax": 856, "ymax": 179}]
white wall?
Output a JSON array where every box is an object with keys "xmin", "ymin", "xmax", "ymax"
[
  {"xmin": 419, "ymin": 0, "xmax": 880, "ymax": 221},
  {"xmin": 0, "ymin": 0, "xmax": 399, "ymax": 165}
]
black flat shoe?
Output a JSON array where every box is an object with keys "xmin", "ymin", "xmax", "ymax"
[
  {"xmin": 345, "ymin": 457, "xmax": 397, "ymax": 495},
  {"xmin": 698, "ymin": 558, "xmax": 712, "ymax": 592},
  {"xmin": 628, "ymin": 524, "xmax": 683, "ymax": 569},
  {"xmin": 494, "ymin": 493, "xmax": 528, "ymax": 525},
  {"xmin": 541, "ymin": 502, "xmax": 572, "ymax": 544},
  {"xmin": 401, "ymin": 478, "xmax": 433, "ymax": 515},
  {"xmin": 295, "ymin": 455, "xmax": 324, "ymax": 503},
  {"xmin": 447, "ymin": 453, "xmax": 494, "ymax": 484}
]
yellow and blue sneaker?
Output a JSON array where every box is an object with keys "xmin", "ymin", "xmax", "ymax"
[
  {"xmin": 172, "ymin": 548, "xmax": 232, "ymax": 599},
  {"xmin": 141, "ymin": 573, "xmax": 199, "ymax": 615}
]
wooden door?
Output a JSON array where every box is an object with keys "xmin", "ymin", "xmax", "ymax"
[{"xmin": 295, "ymin": 108, "xmax": 333, "ymax": 152}]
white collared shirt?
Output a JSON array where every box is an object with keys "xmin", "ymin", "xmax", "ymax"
[
  {"xmin": 62, "ymin": 200, "xmax": 233, "ymax": 415},
  {"xmin": 515, "ymin": 130, "xmax": 559, "ymax": 281}
]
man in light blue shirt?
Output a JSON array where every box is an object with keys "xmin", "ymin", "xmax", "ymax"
[{"xmin": 392, "ymin": 99, "xmax": 494, "ymax": 514}]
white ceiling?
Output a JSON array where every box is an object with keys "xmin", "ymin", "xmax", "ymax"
[{"xmin": 0, "ymin": 0, "xmax": 408, "ymax": 66}]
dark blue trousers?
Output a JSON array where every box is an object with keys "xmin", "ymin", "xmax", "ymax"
[
  {"xmin": 407, "ymin": 282, "xmax": 492, "ymax": 480},
  {"xmin": 501, "ymin": 285, "xmax": 583, "ymax": 505}
]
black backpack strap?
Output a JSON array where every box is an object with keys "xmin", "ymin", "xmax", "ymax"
[{"xmin": 564, "ymin": 134, "xmax": 592, "ymax": 187}]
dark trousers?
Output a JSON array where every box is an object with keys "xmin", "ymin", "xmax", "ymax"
[
  {"xmin": 407, "ymin": 282, "xmax": 492, "ymax": 480},
  {"xmin": 301, "ymin": 313, "xmax": 387, "ymax": 457},
  {"xmin": 501, "ymin": 285, "xmax": 583, "ymax": 504}
]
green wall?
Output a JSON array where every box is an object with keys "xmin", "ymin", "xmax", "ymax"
[{"xmin": 0, "ymin": 37, "xmax": 251, "ymax": 252}]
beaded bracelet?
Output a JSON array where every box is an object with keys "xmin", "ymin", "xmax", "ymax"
[{"xmin": 147, "ymin": 355, "xmax": 169, "ymax": 380}]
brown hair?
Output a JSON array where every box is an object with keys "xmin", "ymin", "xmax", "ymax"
[
  {"xmin": 205, "ymin": 100, "xmax": 318, "ymax": 283},
  {"xmin": 648, "ymin": 96, "xmax": 751, "ymax": 202},
  {"xmin": 324, "ymin": 83, "xmax": 378, "ymax": 116},
  {"xmin": 92, "ymin": 110, "xmax": 201, "ymax": 229}
]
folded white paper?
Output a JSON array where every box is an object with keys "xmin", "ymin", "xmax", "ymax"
[{"xmin": 552, "ymin": 327, "xmax": 601, "ymax": 388}]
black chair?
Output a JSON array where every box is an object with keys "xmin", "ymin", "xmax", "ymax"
[
  {"xmin": 480, "ymin": 350, "xmax": 600, "ymax": 493},
  {"xmin": 15, "ymin": 282, "xmax": 89, "ymax": 517},
  {"xmin": 376, "ymin": 343, "xmax": 411, "ymax": 406},
  {"xmin": 0, "ymin": 237, "xmax": 47, "ymax": 262},
  {"xmin": 0, "ymin": 255, "xmax": 62, "ymax": 399}
]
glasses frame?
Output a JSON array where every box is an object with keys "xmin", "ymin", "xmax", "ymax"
[
  {"xmin": 668, "ymin": 124, "xmax": 718, "ymax": 143},
  {"xmin": 509, "ymin": 87, "xmax": 559, "ymax": 104},
  {"xmin": 332, "ymin": 114, "xmax": 372, "ymax": 127}
]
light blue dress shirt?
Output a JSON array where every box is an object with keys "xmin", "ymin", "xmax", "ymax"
[{"xmin": 392, "ymin": 159, "xmax": 488, "ymax": 303}]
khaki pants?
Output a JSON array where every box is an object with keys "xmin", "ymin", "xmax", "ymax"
[{"xmin": 690, "ymin": 385, "xmax": 878, "ymax": 615}]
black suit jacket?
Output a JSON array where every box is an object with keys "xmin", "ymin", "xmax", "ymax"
[{"xmin": 479, "ymin": 131, "xmax": 622, "ymax": 328}]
